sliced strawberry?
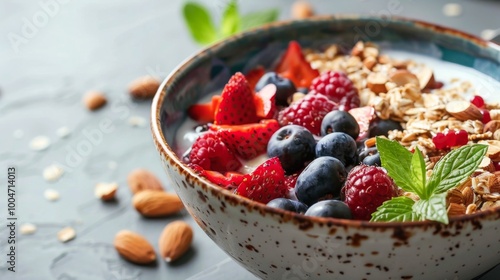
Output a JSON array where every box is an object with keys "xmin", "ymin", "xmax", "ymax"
[
  {"xmin": 189, "ymin": 131, "xmax": 241, "ymax": 173},
  {"xmin": 245, "ymin": 66, "xmax": 265, "ymax": 90},
  {"xmin": 187, "ymin": 95, "xmax": 222, "ymax": 122},
  {"xmin": 214, "ymin": 72, "xmax": 259, "ymax": 125},
  {"xmin": 211, "ymin": 119, "xmax": 280, "ymax": 159},
  {"xmin": 254, "ymin": 84, "xmax": 277, "ymax": 119},
  {"xmin": 235, "ymin": 157, "xmax": 287, "ymax": 203},
  {"xmin": 349, "ymin": 106, "xmax": 376, "ymax": 141},
  {"xmin": 276, "ymin": 41, "xmax": 319, "ymax": 88},
  {"xmin": 189, "ymin": 163, "xmax": 244, "ymax": 190}
]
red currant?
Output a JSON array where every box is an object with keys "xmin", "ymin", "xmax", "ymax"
[
  {"xmin": 455, "ymin": 130, "xmax": 468, "ymax": 146},
  {"xmin": 481, "ymin": 109, "xmax": 491, "ymax": 124},
  {"xmin": 432, "ymin": 132, "xmax": 448, "ymax": 150},
  {"xmin": 471, "ymin": 95, "xmax": 485, "ymax": 108},
  {"xmin": 445, "ymin": 131, "xmax": 457, "ymax": 147}
]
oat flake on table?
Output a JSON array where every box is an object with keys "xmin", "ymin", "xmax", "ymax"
[
  {"xmin": 44, "ymin": 189, "xmax": 60, "ymax": 201},
  {"xmin": 20, "ymin": 223, "xmax": 37, "ymax": 235},
  {"xmin": 43, "ymin": 164, "xmax": 64, "ymax": 182},
  {"xmin": 29, "ymin": 135, "xmax": 51, "ymax": 151},
  {"xmin": 57, "ymin": 227, "xmax": 76, "ymax": 243},
  {"xmin": 443, "ymin": 3, "xmax": 462, "ymax": 17}
]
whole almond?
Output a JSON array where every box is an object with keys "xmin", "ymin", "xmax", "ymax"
[
  {"xmin": 114, "ymin": 230, "xmax": 156, "ymax": 264},
  {"xmin": 445, "ymin": 101, "xmax": 482, "ymax": 121},
  {"xmin": 127, "ymin": 169, "xmax": 164, "ymax": 194},
  {"xmin": 291, "ymin": 1, "xmax": 314, "ymax": 19},
  {"xmin": 132, "ymin": 190, "xmax": 184, "ymax": 217},
  {"xmin": 83, "ymin": 91, "xmax": 107, "ymax": 111},
  {"xmin": 128, "ymin": 76, "xmax": 160, "ymax": 99},
  {"xmin": 159, "ymin": 221, "xmax": 193, "ymax": 262}
]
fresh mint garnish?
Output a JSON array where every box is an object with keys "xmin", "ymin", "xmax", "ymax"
[
  {"xmin": 370, "ymin": 196, "xmax": 421, "ymax": 222},
  {"xmin": 240, "ymin": 9, "xmax": 279, "ymax": 30},
  {"xmin": 221, "ymin": 0, "xmax": 240, "ymax": 37},
  {"xmin": 182, "ymin": 2, "xmax": 218, "ymax": 45},
  {"xmin": 182, "ymin": 0, "xmax": 279, "ymax": 45},
  {"xmin": 371, "ymin": 137, "xmax": 487, "ymax": 224}
]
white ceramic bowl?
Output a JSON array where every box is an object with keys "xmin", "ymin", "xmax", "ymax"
[{"xmin": 152, "ymin": 16, "xmax": 500, "ymax": 279}]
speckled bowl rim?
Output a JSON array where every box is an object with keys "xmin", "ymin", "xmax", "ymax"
[{"xmin": 151, "ymin": 15, "xmax": 500, "ymax": 230}]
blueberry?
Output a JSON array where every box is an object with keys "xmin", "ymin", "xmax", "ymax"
[
  {"xmin": 255, "ymin": 72, "xmax": 297, "ymax": 106},
  {"xmin": 363, "ymin": 153, "xmax": 381, "ymax": 166},
  {"xmin": 315, "ymin": 132, "xmax": 358, "ymax": 167},
  {"xmin": 295, "ymin": 157, "xmax": 347, "ymax": 206},
  {"xmin": 369, "ymin": 119, "xmax": 403, "ymax": 137},
  {"xmin": 267, "ymin": 198, "xmax": 308, "ymax": 214},
  {"xmin": 321, "ymin": 110, "xmax": 360, "ymax": 139},
  {"xmin": 305, "ymin": 200, "xmax": 353, "ymax": 219},
  {"xmin": 267, "ymin": 125, "xmax": 316, "ymax": 174}
]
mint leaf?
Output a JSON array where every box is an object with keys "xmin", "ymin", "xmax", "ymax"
[
  {"xmin": 410, "ymin": 147, "xmax": 427, "ymax": 198},
  {"xmin": 241, "ymin": 9, "xmax": 279, "ymax": 30},
  {"xmin": 221, "ymin": 0, "xmax": 240, "ymax": 37},
  {"xmin": 376, "ymin": 137, "xmax": 423, "ymax": 195},
  {"xmin": 413, "ymin": 192, "xmax": 448, "ymax": 224},
  {"xmin": 370, "ymin": 196, "xmax": 422, "ymax": 222},
  {"xmin": 183, "ymin": 2, "xmax": 217, "ymax": 45},
  {"xmin": 426, "ymin": 144, "xmax": 487, "ymax": 197}
]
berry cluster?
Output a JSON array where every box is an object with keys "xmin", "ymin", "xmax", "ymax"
[
  {"xmin": 432, "ymin": 130, "xmax": 468, "ymax": 150},
  {"xmin": 184, "ymin": 41, "xmax": 485, "ymax": 222}
]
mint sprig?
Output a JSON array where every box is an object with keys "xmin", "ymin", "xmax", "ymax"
[
  {"xmin": 182, "ymin": 1, "xmax": 279, "ymax": 45},
  {"xmin": 371, "ymin": 137, "xmax": 487, "ymax": 224}
]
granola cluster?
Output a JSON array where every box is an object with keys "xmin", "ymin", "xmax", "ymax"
[{"xmin": 304, "ymin": 41, "xmax": 500, "ymax": 217}]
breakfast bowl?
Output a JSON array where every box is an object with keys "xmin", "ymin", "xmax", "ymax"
[{"xmin": 151, "ymin": 16, "xmax": 500, "ymax": 279}]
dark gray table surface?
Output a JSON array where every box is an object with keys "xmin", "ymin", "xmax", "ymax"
[{"xmin": 1, "ymin": 0, "xmax": 499, "ymax": 279}]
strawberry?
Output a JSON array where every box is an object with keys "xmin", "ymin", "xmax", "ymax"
[
  {"xmin": 187, "ymin": 95, "xmax": 222, "ymax": 123},
  {"xmin": 254, "ymin": 84, "xmax": 277, "ymax": 119},
  {"xmin": 349, "ymin": 106, "xmax": 376, "ymax": 141},
  {"xmin": 235, "ymin": 157, "xmax": 287, "ymax": 203},
  {"xmin": 188, "ymin": 164, "xmax": 244, "ymax": 190},
  {"xmin": 214, "ymin": 72, "xmax": 259, "ymax": 125},
  {"xmin": 211, "ymin": 119, "xmax": 280, "ymax": 159},
  {"xmin": 188, "ymin": 131, "xmax": 241, "ymax": 173},
  {"xmin": 245, "ymin": 66, "xmax": 265, "ymax": 90},
  {"xmin": 276, "ymin": 41, "xmax": 319, "ymax": 88}
]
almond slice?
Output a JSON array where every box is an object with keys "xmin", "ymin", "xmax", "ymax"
[
  {"xmin": 416, "ymin": 66, "xmax": 435, "ymax": 90},
  {"xmin": 445, "ymin": 101, "xmax": 482, "ymax": 121},
  {"xmin": 389, "ymin": 70, "xmax": 420, "ymax": 88},
  {"xmin": 95, "ymin": 182, "xmax": 118, "ymax": 201},
  {"xmin": 367, "ymin": 72, "xmax": 388, "ymax": 94}
]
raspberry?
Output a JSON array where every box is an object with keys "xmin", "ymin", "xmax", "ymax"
[
  {"xmin": 310, "ymin": 71, "xmax": 360, "ymax": 110},
  {"xmin": 189, "ymin": 131, "xmax": 241, "ymax": 173},
  {"xmin": 342, "ymin": 165, "xmax": 399, "ymax": 220},
  {"xmin": 278, "ymin": 93, "xmax": 338, "ymax": 135}
]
